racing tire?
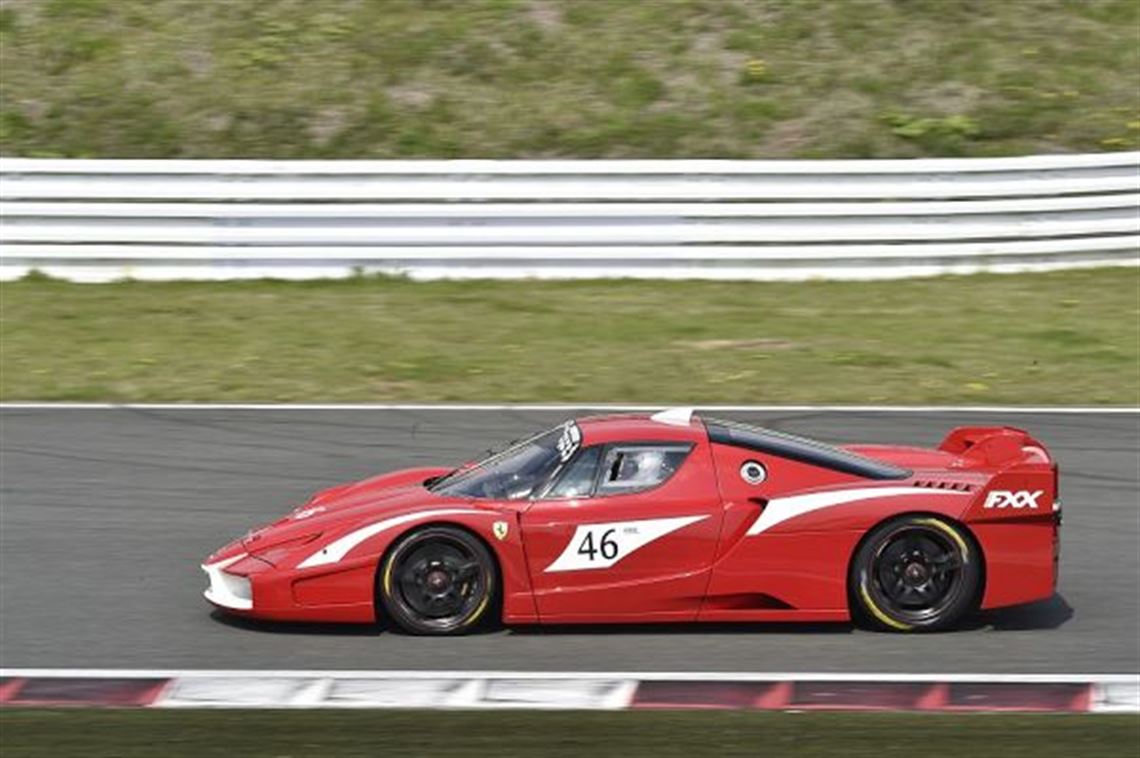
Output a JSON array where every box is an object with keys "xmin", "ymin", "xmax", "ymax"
[
  {"xmin": 850, "ymin": 515, "xmax": 981, "ymax": 632},
  {"xmin": 378, "ymin": 525, "xmax": 498, "ymax": 635}
]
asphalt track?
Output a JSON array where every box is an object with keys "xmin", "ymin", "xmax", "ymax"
[{"xmin": 1, "ymin": 407, "xmax": 1137, "ymax": 673}]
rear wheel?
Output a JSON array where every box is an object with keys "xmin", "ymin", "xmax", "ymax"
[
  {"xmin": 850, "ymin": 515, "xmax": 980, "ymax": 632},
  {"xmin": 378, "ymin": 526, "xmax": 497, "ymax": 635}
]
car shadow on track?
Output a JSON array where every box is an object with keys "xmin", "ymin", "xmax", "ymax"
[
  {"xmin": 507, "ymin": 621, "xmax": 855, "ymax": 636},
  {"xmin": 509, "ymin": 595, "xmax": 1074, "ymax": 637},
  {"xmin": 968, "ymin": 593, "xmax": 1074, "ymax": 631},
  {"xmin": 209, "ymin": 610, "xmax": 384, "ymax": 637},
  {"xmin": 208, "ymin": 594, "xmax": 1073, "ymax": 636}
]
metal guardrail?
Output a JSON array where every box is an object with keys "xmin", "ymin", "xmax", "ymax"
[{"xmin": 1, "ymin": 154, "xmax": 1137, "ymax": 281}]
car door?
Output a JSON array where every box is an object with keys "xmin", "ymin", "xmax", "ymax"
[{"xmin": 519, "ymin": 439, "xmax": 724, "ymax": 621}]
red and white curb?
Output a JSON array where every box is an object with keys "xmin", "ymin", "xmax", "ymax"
[{"xmin": 1, "ymin": 671, "xmax": 1136, "ymax": 712}]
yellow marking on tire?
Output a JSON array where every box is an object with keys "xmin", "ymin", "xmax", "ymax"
[
  {"xmin": 859, "ymin": 583, "xmax": 913, "ymax": 631},
  {"xmin": 466, "ymin": 594, "xmax": 490, "ymax": 626},
  {"xmin": 463, "ymin": 572, "xmax": 493, "ymax": 626},
  {"xmin": 382, "ymin": 557, "xmax": 394, "ymax": 596},
  {"xmin": 915, "ymin": 518, "xmax": 969, "ymax": 558}
]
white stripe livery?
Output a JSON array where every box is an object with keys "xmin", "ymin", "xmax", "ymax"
[
  {"xmin": 650, "ymin": 407, "xmax": 695, "ymax": 426},
  {"xmin": 545, "ymin": 515, "xmax": 708, "ymax": 573},
  {"xmin": 746, "ymin": 487, "xmax": 962, "ymax": 536},
  {"xmin": 297, "ymin": 509, "xmax": 486, "ymax": 569},
  {"xmin": 201, "ymin": 552, "xmax": 252, "ymax": 610}
]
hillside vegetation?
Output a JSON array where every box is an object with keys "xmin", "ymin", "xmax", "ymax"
[{"xmin": 1, "ymin": 0, "xmax": 1138, "ymax": 158}]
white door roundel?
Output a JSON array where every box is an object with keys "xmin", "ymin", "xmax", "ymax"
[{"xmin": 544, "ymin": 515, "xmax": 707, "ymax": 573}]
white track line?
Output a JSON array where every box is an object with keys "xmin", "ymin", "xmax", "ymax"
[
  {"xmin": 0, "ymin": 403, "xmax": 1136, "ymax": 413},
  {"xmin": 2, "ymin": 668, "xmax": 1136, "ymax": 683}
]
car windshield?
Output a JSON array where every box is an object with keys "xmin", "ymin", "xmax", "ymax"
[{"xmin": 428, "ymin": 422, "xmax": 581, "ymax": 500}]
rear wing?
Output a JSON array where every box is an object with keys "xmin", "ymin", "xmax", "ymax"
[
  {"xmin": 938, "ymin": 426, "xmax": 1052, "ymax": 467},
  {"xmin": 942, "ymin": 426, "xmax": 1060, "ymax": 522}
]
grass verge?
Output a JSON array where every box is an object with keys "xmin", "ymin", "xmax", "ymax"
[
  {"xmin": 1, "ymin": 268, "xmax": 1138, "ymax": 404},
  {"xmin": 1, "ymin": 0, "xmax": 1138, "ymax": 158},
  {"xmin": 1, "ymin": 709, "xmax": 1137, "ymax": 758}
]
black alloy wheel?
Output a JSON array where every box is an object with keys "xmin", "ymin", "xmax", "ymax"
[
  {"xmin": 378, "ymin": 526, "xmax": 497, "ymax": 635},
  {"xmin": 850, "ymin": 515, "xmax": 981, "ymax": 632}
]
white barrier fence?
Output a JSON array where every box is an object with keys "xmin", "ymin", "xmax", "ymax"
[{"xmin": 1, "ymin": 154, "xmax": 1137, "ymax": 281}]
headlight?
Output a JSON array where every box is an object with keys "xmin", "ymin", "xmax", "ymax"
[{"xmin": 249, "ymin": 534, "xmax": 321, "ymax": 567}]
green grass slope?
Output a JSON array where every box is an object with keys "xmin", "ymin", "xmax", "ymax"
[{"xmin": 2, "ymin": 269, "xmax": 1137, "ymax": 404}]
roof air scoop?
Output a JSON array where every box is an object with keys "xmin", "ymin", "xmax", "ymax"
[{"xmin": 651, "ymin": 407, "xmax": 695, "ymax": 427}]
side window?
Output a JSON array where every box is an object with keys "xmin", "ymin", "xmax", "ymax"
[
  {"xmin": 543, "ymin": 446, "xmax": 602, "ymax": 499},
  {"xmin": 597, "ymin": 445, "xmax": 690, "ymax": 494}
]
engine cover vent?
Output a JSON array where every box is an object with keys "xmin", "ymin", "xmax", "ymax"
[{"xmin": 913, "ymin": 480, "xmax": 973, "ymax": 492}]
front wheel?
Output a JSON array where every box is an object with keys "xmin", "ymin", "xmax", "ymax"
[
  {"xmin": 378, "ymin": 526, "xmax": 498, "ymax": 635},
  {"xmin": 850, "ymin": 515, "xmax": 981, "ymax": 632}
]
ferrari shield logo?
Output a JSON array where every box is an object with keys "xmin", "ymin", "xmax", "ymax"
[{"xmin": 493, "ymin": 521, "xmax": 509, "ymax": 541}]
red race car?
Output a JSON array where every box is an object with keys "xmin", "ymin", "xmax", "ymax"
[{"xmin": 203, "ymin": 409, "xmax": 1060, "ymax": 634}]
